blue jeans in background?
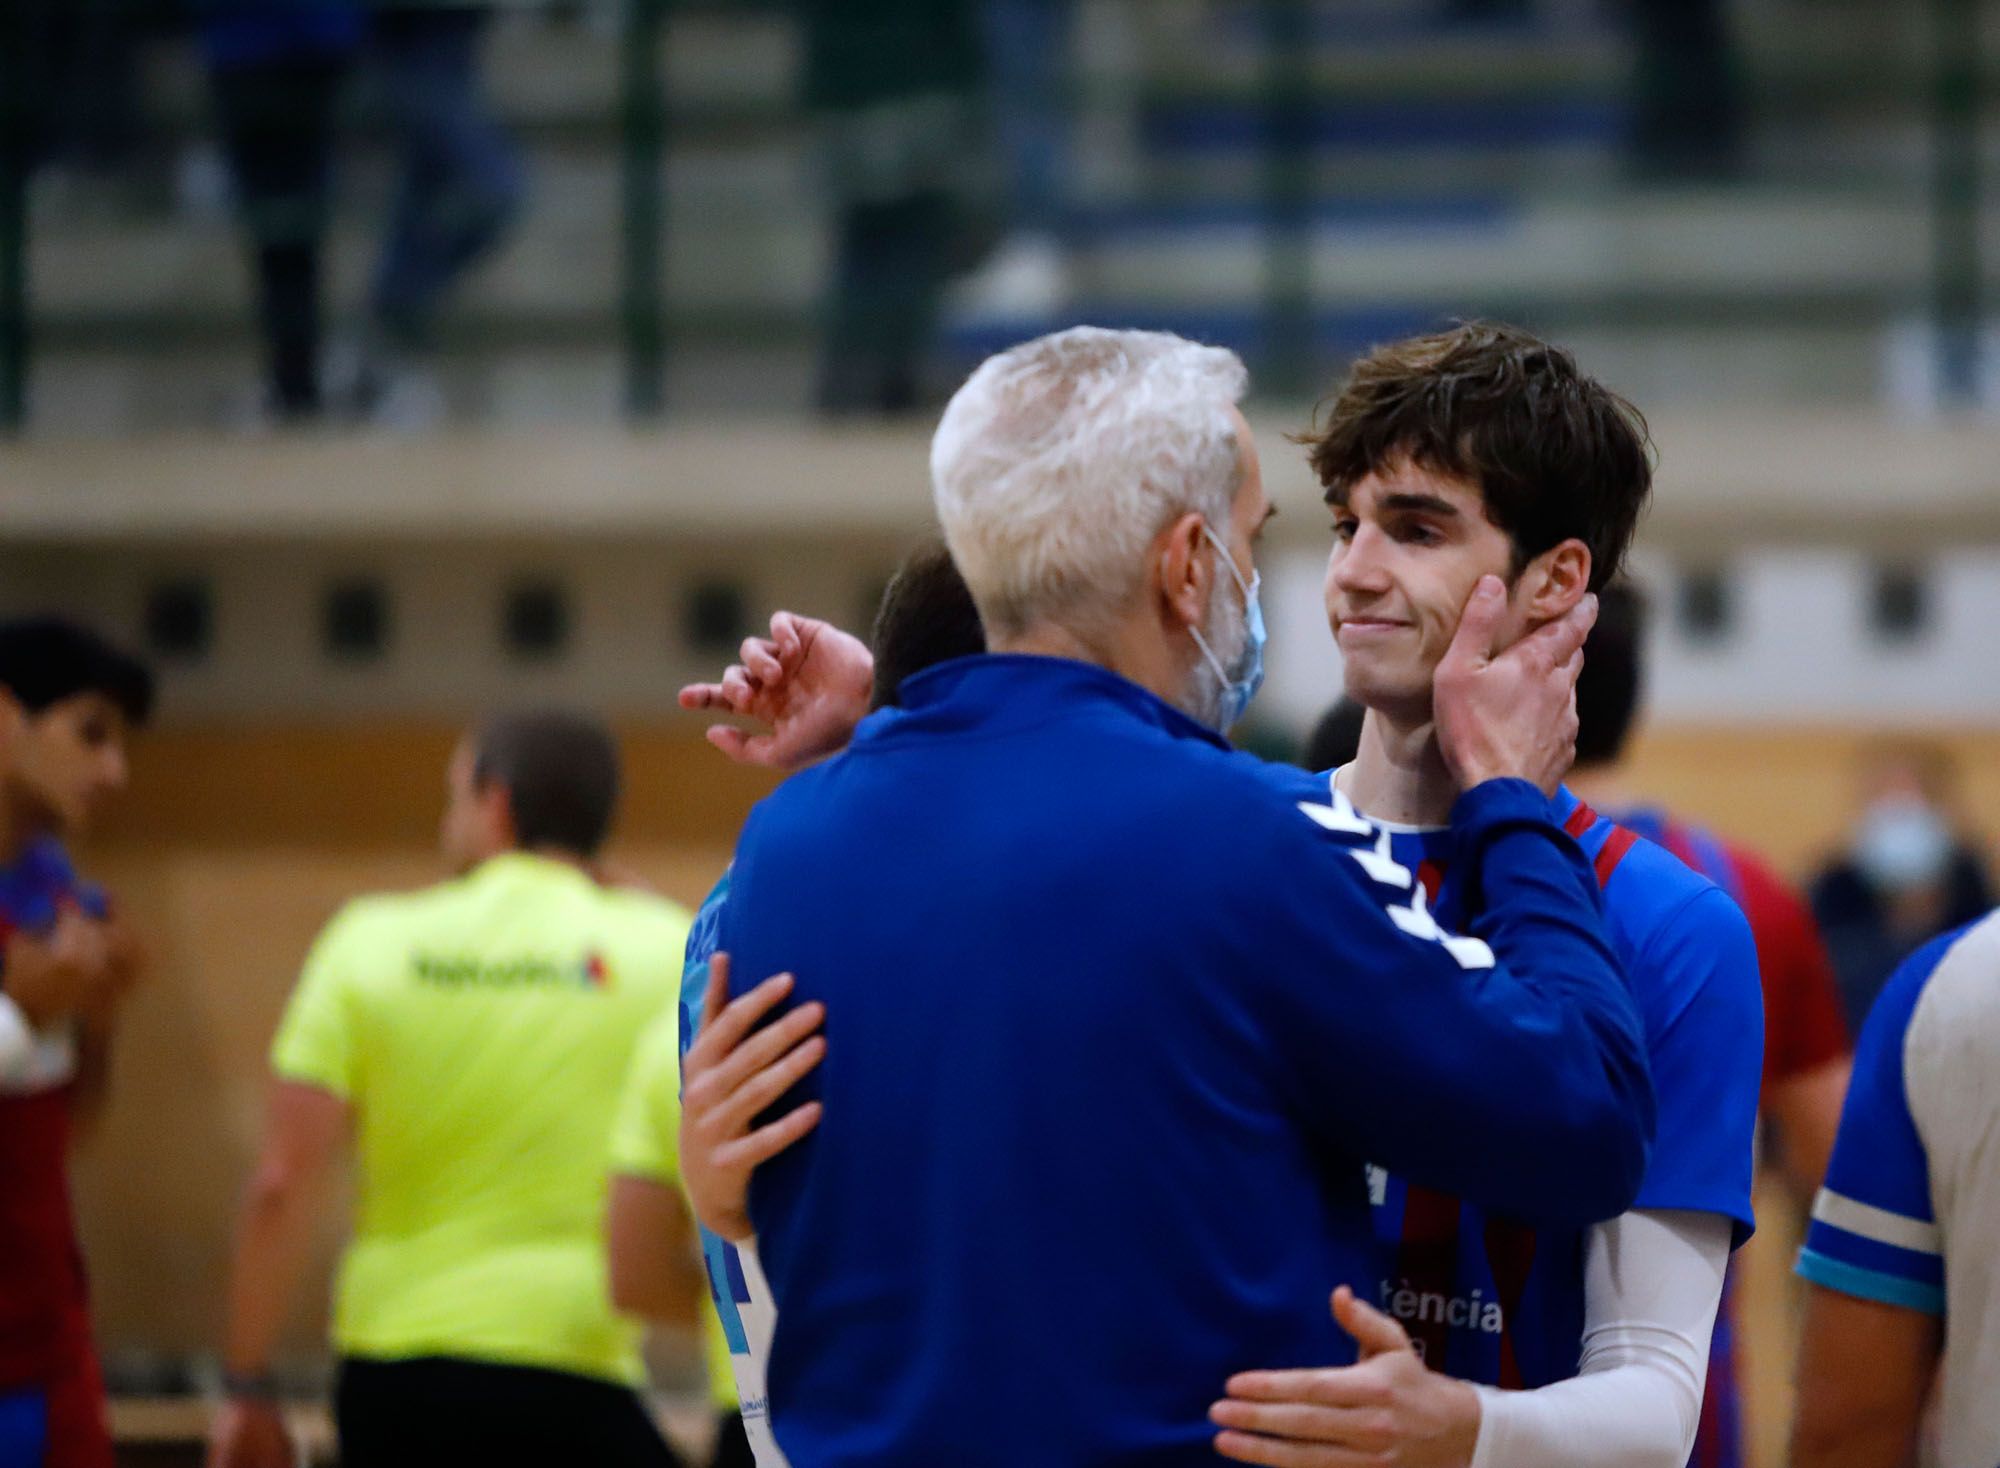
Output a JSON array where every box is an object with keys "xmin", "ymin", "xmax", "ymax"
[
  {"xmin": 367, "ymin": 6, "xmax": 522, "ymax": 349},
  {"xmin": 981, "ymin": 0, "xmax": 1070, "ymax": 237}
]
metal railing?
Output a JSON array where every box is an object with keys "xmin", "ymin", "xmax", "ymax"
[{"xmin": 0, "ymin": 0, "xmax": 1992, "ymax": 435}]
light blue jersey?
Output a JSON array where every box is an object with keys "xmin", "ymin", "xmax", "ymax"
[{"xmin": 681, "ymin": 871, "xmax": 788, "ymax": 1465}]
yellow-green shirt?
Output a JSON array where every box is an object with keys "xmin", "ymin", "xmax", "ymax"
[
  {"xmin": 271, "ymin": 853, "xmax": 689, "ymax": 1386},
  {"xmin": 610, "ymin": 1013, "xmax": 740, "ymax": 1409}
]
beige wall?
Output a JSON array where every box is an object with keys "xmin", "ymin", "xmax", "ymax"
[
  {"xmin": 70, "ymin": 724, "xmax": 776, "ymax": 1361},
  {"xmin": 1619, "ymin": 725, "xmax": 2000, "ymax": 877}
]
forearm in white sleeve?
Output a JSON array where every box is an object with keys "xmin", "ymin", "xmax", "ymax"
[
  {"xmin": 0, "ymin": 995, "xmax": 36, "ymax": 1079},
  {"xmin": 1468, "ymin": 1209, "xmax": 1733, "ymax": 1468}
]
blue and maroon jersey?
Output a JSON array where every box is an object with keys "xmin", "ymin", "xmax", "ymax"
[
  {"xmin": 1358, "ymin": 785, "xmax": 1762, "ymax": 1403},
  {"xmin": 1613, "ymin": 808, "xmax": 1850, "ymax": 1468},
  {"xmin": 0, "ymin": 838, "xmax": 112, "ymax": 1395}
]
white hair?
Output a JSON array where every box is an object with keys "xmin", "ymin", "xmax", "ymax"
[{"xmin": 930, "ymin": 326, "xmax": 1249, "ymax": 640}]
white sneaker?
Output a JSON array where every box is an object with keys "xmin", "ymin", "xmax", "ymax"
[
  {"xmin": 945, "ymin": 231, "xmax": 1073, "ymax": 324},
  {"xmin": 357, "ymin": 362, "xmax": 447, "ymax": 432}
]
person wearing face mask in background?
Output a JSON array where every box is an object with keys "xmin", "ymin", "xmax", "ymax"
[{"xmin": 1809, "ymin": 747, "xmax": 1994, "ymax": 1033}]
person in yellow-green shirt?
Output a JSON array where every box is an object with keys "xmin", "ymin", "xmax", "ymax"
[
  {"xmin": 608, "ymin": 1013, "xmax": 759, "ymax": 1468},
  {"xmin": 207, "ymin": 709, "xmax": 691, "ymax": 1468}
]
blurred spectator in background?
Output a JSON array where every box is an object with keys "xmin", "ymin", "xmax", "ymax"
[
  {"xmin": 1441, "ymin": 0, "xmax": 1531, "ymax": 23},
  {"xmin": 211, "ymin": 710, "xmax": 687, "ymax": 1468},
  {"xmin": 203, "ymin": 0, "xmax": 521, "ymax": 428},
  {"xmin": 1626, "ymin": 0, "xmax": 1745, "ymax": 181},
  {"xmin": 1441, "ymin": 0, "xmax": 1743, "ymax": 180},
  {"xmin": 947, "ymin": 0, "xmax": 1074, "ymax": 324},
  {"xmin": 1298, "ymin": 696, "xmax": 1366, "ymax": 775},
  {"xmin": 800, "ymin": 0, "xmax": 995, "ymax": 415},
  {"xmin": 11, "ymin": 0, "xmax": 164, "ymax": 183},
  {"xmin": 199, "ymin": 0, "xmax": 361, "ymax": 423},
  {"xmin": 1570, "ymin": 582, "xmax": 1851, "ymax": 1468},
  {"xmin": 345, "ymin": 0, "xmax": 523, "ymax": 428},
  {"xmin": 1810, "ymin": 745, "xmax": 1994, "ymax": 1033}
]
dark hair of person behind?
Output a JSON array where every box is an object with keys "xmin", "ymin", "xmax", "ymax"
[
  {"xmin": 869, "ymin": 540, "xmax": 986, "ymax": 711},
  {"xmin": 1572, "ymin": 581, "xmax": 1647, "ymax": 769},
  {"xmin": 0, "ymin": 617, "xmax": 155, "ymax": 725},
  {"xmin": 1299, "ymin": 322, "xmax": 1654, "ymax": 592},
  {"xmin": 1301, "ymin": 698, "xmax": 1369, "ymax": 774},
  {"xmin": 471, "ymin": 708, "xmax": 621, "ymax": 858}
]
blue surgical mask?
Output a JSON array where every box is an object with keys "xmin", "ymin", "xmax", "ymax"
[
  {"xmin": 1853, "ymin": 795, "xmax": 1952, "ymax": 891},
  {"xmin": 1189, "ymin": 522, "xmax": 1267, "ymax": 730}
]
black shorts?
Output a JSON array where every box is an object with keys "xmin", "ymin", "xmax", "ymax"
[
  {"xmin": 335, "ymin": 1356, "xmax": 686, "ymax": 1468},
  {"xmin": 710, "ymin": 1409, "xmax": 755, "ymax": 1468}
]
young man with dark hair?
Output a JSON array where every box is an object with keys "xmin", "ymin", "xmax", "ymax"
[
  {"xmin": 210, "ymin": 710, "xmax": 690, "ymax": 1468},
  {"xmin": 1206, "ymin": 325, "xmax": 1757, "ymax": 1468},
  {"xmin": 1302, "ymin": 322, "xmax": 1653, "ymax": 599},
  {"xmin": 0, "ymin": 617, "xmax": 153, "ymax": 1468},
  {"xmin": 676, "ymin": 323, "xmax": 1761, "ymax": 1468},
  {"xmin": 1568, "ymin": 581, "xmax": 1851, "ymax": 1468}
]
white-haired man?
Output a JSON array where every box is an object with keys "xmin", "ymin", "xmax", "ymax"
[{"xmin": 645, "ymin": 326, "xmax": 1653, "ymax": 1466}]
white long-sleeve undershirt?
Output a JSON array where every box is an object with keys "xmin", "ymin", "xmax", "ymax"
[
  {"xmin": 0, "ymin": 996, "xmax": 78, "ymax": 1091},
  {"xmin": 1469, "ymin": 1209, "xmax": 1733, "ymax": 1468},
  {"xmin": 0, "ymin": 996, "xmax": 32, "ymax": 1077}
]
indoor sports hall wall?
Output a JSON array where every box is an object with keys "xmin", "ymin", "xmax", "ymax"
[
  {"xmin": 4, "ymin": 418, "xmax": 1996, "ymax": 1466},
  {"xmin": 68, "ymin": 725, "xmax": 777, "ymax": 1386},
  {"xmin": 62, "ymin": 720, "xmax": 2000, "ymax": 1371}
]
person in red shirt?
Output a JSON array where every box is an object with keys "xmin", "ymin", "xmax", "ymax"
[
  {"xmin": 0, "ymin": 619, "xmax": 153, "ymax": 1468},
  {"xmin": 1568, "ymin": 583, "xmax": 1851, "ymax": 1468}
]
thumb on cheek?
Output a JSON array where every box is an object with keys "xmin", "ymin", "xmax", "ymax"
[{"xmin": 1447, "ymin": 574, "xmax": 1507, "ymax": 659}]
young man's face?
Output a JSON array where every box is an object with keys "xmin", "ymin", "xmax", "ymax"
[
  {"xmin": 1323, "ymin": 459, "xmax": 1526, "ymax": 724},
  {"xmin": 7, "ymin": 693, "xmax": 131, "ymax": 838}
]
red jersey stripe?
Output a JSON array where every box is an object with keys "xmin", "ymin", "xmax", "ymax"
[{"xmin": 1593, "ymin": 826, "xmax": 1641, "ymax": 887}]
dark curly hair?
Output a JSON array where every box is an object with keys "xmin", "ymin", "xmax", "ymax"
[{"xmin": 1299, "ymin": 322, "xmax": 1654, "ymax": 591}]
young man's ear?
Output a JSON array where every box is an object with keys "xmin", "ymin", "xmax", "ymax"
[
  {"xmin": 1155, "ymin": 512, "xmax": 1212, "ymax": 631},
  {"xmin": 1518, "ymin": 540, "xmax": 1593, "ymax": 622}
]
